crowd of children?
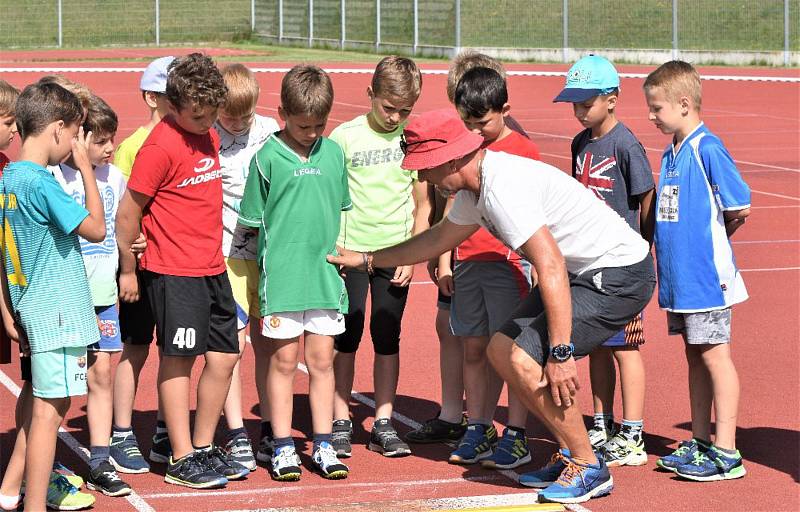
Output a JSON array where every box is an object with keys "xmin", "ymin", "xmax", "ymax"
[{"xmin": 0, "ymin": 49, "xmax": 750, "ymax": 510}]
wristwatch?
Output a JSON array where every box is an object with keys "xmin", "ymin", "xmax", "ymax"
[{"xmin": 549, "ymin": 343, "xmax": 575, "ymax": 362}]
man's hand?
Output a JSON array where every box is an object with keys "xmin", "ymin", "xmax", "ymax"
[
  {"xmin": 70, "ymin": 127, "xmax": 94, "ymax": 171},
  {"xmin": 538, "ymin": 357, "xmax": 580, "ymax": 407},
  {"xmin": 327, "ymin": 247, "xmax": 366, "ymax": 270},
  {"xmin": 118, "ymin": 271, "xmax": 140, "ymax": 303},
  {"xmin": 130, "ymin": 232, "xmax": 147, "ymax": 258},
  {"xmin": 437, "ymin": 269, "xmax": 454, "ymax": 297},
  {"xmin": 390, "ymin": 264, "xmax": 414, "ymax": 287}
]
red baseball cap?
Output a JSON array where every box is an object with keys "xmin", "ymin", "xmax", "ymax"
[{"xmin": 400, "ymin": 109, "xmax": 483, "ymax": 170}]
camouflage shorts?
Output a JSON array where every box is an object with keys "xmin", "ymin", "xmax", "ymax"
[{"xmin": 667, "ymin": 308, "xmax": 732, "ymax": 344}]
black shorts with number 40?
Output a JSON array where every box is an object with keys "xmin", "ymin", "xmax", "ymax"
[{"xmin": 142, "ymin": 271, "xmax": 239, "ymax": 357}]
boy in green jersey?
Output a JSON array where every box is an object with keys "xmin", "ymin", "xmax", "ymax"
[
  {"xmin": 238, "ymin": 65, "xmax": 352, "ymax": 481},
  {"xmin": 0, "ymin": 82, "xmax": 106, "ymax": 512}
]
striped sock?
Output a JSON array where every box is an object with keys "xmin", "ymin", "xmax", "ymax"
[
  {"xmin": 594, "ymin": 412, "xmax": 613, "ymax": 431},
  {"xmin": 621, "ymin": 419, "xmax": 643, "ymax": 442}
]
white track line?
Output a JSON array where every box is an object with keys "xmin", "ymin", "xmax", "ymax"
[
  {"xmin": 0, "ymin": 369, "xmax": 155, "ymax": 512},
  {"xmin": 740, "ymin": 266, "xmax": 800, "ymax": 272},
  {"xmin": 731, "ymin": 239, "xmax": 799, "ymax": 245}
]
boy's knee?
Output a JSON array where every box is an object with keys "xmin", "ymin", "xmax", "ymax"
[{"xmin": 464, "ymin": 343, "xmax": 487, "ymax": 365}]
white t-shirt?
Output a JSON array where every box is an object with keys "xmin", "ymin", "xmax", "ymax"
[
  {"xmin": 448, "ymin": 150, "xmax": 649, "ymax": 276},
  {"xmin": 51, "ymin": 162, "xmax": 127, "ymax": 306},
  {"xmin": 215, "ymin": 114, "xmax": 280, "ymax": 259}
]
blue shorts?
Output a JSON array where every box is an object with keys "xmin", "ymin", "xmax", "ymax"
[
  {"xmin": 603, "ymin": 312, "xmax": 646, "ymax": 347},
  {"xmin": 88, "ymin": 305, "xmax": 122, "ymax": 352}
]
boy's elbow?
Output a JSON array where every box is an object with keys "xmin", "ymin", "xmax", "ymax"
[{"xmin": 81, "ymin": 220, "xmax": 107, "ymax": 243}]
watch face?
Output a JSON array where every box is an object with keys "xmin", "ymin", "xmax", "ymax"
[{"xmin": 551, "ymin": 344, "xmax": 573, "ymax": 361}]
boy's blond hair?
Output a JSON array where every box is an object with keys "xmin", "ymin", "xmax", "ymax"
[
  {"xmin": 371, "ymin": 56, "xmax": 422, "ymax": 101},
  {"xmin": 0, "ymin": 80, "xmax": 20, "ymax": 117},
  {"xmin": 280, "ymin": 65, "xmax": 333, "ymax": 118},
  {"xmin": 221, "ymin": 63, "xmax": 260, "ymax": 117},
  {"xmin": 447, "ymin": 50, "xmax": 506, "ymax": 103},
  {"xmin": 37, "ymin": 75, "xmax": 92, "ymax": 113},
  {"xmin": 643, "ymin": 60, "xmax": 702, "ymax": 111}
]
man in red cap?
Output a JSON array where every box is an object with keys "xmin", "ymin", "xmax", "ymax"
[{"xmin": 328, "ymin": 109, "xmax": 655, "ymax": 505}]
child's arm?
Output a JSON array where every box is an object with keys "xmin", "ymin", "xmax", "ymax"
[
  {"xmin": 116, "ymin": 190, "xmax": 151, "ymax": 302},
  {"xmin": 0, "ymin": 256, "xmax": 28, "ymax": 354},
  {"xmin": 72, "ymin": 128, "xmax": 106, "ymax": 242},
  {"xmin": 724, "ymin": 208, "xmax": 750, "ymax": 238},
  {"xmin": 638, "ymin": 188, "xmax": 656, "ymax": 245}
]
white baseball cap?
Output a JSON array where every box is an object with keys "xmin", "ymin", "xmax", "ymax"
[{"xmin": 140, "ymin": 56, "xmax": 175, "ymax": 93}]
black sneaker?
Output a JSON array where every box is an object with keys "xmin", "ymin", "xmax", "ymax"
[
  {"xmin": 149, "ymin": 432, "xmax": 172, "ymax": 464},
  {"xmin": 405, "ymin": 414, "xmax": 467, "ymax": 444},
  {"xmin": 332, "ymin": 419, "xmax": 353, "ymax": 458},
  {"xmin": 86, "ymin": 461, "xmax": 132, "ymax": 497},
  {"xmin": 198, "ymin": 446, "xmax": 250, "ymax": 480},
  {"xmin": 368, "ymin": 419, "xmax": 411, "ymax": 457},
  {"xmin": 164, "ymin": 452, "xmax": 228, "ymax": 489},
  {"xmin": 256, "ymin": 434, "xmax": 274, "ymax": 464}
]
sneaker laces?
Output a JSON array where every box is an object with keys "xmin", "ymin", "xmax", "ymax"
[
  {"xmin": 51, "ymin": 475, "xmax": 77, "ymax": 494},
  {"xmin": 314, "ymin": 444, "xmax": 340, "ymax": 468},
  {"xmin": 690, "ymin": 450, "xmax": 709, "ymax": 466},
  {"xmin": 375, "ymin": 427, "xmax": 402, "ymax": 445},
  {"xmin": 273, "ymin": 447, "xmax": 297, "ymax": 469},
  {"xmin": 555, "ymin": 460, "xmax": 586, "ymax": 488},
  {"xmin": 100, "ymin": 470, "xmax": 122, "ymax": 482},
  {"xmin": 331, "ymin": 429, "xmax": 350, "ymax": 442}
]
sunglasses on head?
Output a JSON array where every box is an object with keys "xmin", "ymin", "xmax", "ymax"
[{"xmin": 400, "ymin": 134, "xmax": 448, "ymax": 155}]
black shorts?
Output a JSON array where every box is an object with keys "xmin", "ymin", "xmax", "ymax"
[
  {"xmin": 119, "ymin": 281, "xmax": 156, "ymax": 345},
  {"xmin": 498, "ymin": 255, "xmax": 655, "ymax": 366},
  {"xmin": 21, "ymin": 355, "xmax": 31, "ymax": 382},
  {"xmin": 334, "ymin": 267, "xmax": 409, "ymax": 356},
  {"xmin": 142, "ymin": 271, "xmax": 239, "ymax": 357}
]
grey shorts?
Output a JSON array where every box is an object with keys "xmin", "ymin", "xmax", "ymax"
[
  {"xmin": 450, "ymin": 259, "xmax": 530, "ymax": 337},
  {"xmin": 498, "ymin": 255, "xmax": 656, "ymax": 366},
  {"xmin": 667, "ymin": 308, "xmax": 732, "ymax": 344}
]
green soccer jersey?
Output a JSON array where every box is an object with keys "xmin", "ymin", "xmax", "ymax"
[
  {"xmin": 329, "ymin": 115, "xmax": 418, "ymax": 252},
  {"xmin": 0, "ymin": 161, "xmax": 99, "ymax": 353},
  {"xmin": 238, "ymin": 134, "xmax": 352, "ymax": 316}
]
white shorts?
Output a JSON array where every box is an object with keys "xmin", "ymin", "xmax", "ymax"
[{"xmin": 261, "ymin": 309, "xmax": 346, "ymax": 339}]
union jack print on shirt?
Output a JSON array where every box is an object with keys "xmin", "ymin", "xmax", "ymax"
[{"xmin": 575, "ymin": 151, "xmax": 616, "ymax": 201}]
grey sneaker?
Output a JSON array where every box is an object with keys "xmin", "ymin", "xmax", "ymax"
[
  {"xmin": 368, "ymin": 419, "xmax": 411, "ymax": 457},
  {"xmin": 332, "ymin": 419, "xmax": 353, "ymax": 458}
]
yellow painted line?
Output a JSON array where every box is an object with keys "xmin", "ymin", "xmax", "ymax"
[{"xmin": 436, "ymin": 504, "xmax": 565, "ymax": 512}]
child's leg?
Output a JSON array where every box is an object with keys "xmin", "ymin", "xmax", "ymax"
[
  {"xmin": 699, "ymin": 343, "xmax": 740, "ymax": 450},
  {"xmin": 267, "ymin": 337, "xmax": 300, "ymax": 439},
  {"xmin": 87, "ymin": 351, "xmax": 114, "ymax": 463},
  {"xmin": 24, "ymin": 396, "xmax": 70, "ymax": 510},
  {"xmin": 462, "ymin": 335, "xmax": 491, "ymax": 423},
  {"xmin": 333, "ymin": 351, "xmax": 356, "ymax": 421},
  {"xmin": 250, "ymin": 320, "xmax": 271, "ymax": 422},
  {"xmin": 193, "ymin": 350, "xmax": 239, "ymax": 448},
  {"xmin": 222, "ymin": 330, "xmax": 247, "ymax": 430},
  {"xmin": 112, "ymin": 343, "xmax": 150, "ymax": 429},
  {"xmin": 436, "ymin": 306, "xmax": 464, "ymax": 424},
  {"xmin": 589, "ymin": 347, "xmax": 616, "ymax": 418},
  {"xmin": 304, "ymin": 333, "xmax": 336, "ymax": 435},
  {"xmin": 613, "ymin": 346, "xmax": 645, "ymax": 422},
  {"xmin": 506, "ymin": 388, "xmax": 529, "ymax": 431},
  {"xmin": 333, "ymin": 269, "xmax": 369, "ymax": 421},
  {"xmin": 0, "ymin": 381, "xmax": 32, "ymax": 498},
  {"xmin": 157, "ymin": 355, "xmax": 196, "ymax": 459},
  {"xmin": 685, "ymin": 343, "xmax": 713, "ymax": 442}
]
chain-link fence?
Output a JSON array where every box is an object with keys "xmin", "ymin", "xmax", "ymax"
[{"xmin": 1, "ymin": 0, "xmax": 797, "ymax": 65}]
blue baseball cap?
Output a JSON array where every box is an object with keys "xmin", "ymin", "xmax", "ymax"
[
  {"xmin": 553, "ymin": 55, "xmax": 620, "ymax": 103},
  {"xmin": 140, "ymin": 56, "xmax": 175, "ymax": 93}
]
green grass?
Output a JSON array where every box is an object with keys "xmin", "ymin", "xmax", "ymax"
[{"xmin": 1, "ymin": 0, "xmax": 797, "ymax": 52}]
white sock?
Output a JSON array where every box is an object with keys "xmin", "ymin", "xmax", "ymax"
[{"xmin": 0, "ymin": 493, "xmax": 21, "ymax": 511}]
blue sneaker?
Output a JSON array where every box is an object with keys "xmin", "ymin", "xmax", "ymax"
[
  {"xmin": 538, "ymin": 455, "xmax": 613, "ymax": 504},
  {"xmin": 110, "ymin": 431, "xmax": 150, "ymax": 474},
  {"xmin": 519, "ymin": 448, "xmax": 570, "ymax": 488},
  {"xmin": 481, "ymin": 427, "xmax": 531, "ymax": 469},
  {"xmin": 675, "ymin": 445, "xmax": 746, "ymax": 481},
  {"xmin": 448, "ymin": 424, "xmax": 496, "ymax": 464},
  {"xmin": 656, "ymin": 439, "xmax": 708, "ymax": 472}
]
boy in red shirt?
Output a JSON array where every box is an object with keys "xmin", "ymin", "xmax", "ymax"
[
  {"xmin": 447, "ymin": 67, "xmax": 542, "ymax": 469},
  {"xmin": 116, "ymin": 53, "xmax": 247, "ymax": 489}
]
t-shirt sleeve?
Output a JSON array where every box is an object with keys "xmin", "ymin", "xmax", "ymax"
[
  {"xmin": 126, "ymin": 144, "xmax": 169, "ymax": 197},
  {"xmin": 447, "ymin": 192, "xmax": 482, "ymax": 226},
  {"xmin": 113, "ymin": 140, "xmax": 135, "ymax": 179},
  {"xmin": 699, "ymin": 137, "xmax": 751, "ymax": 210},
  {"xmin": 621, "ymin": 141, "xmax": 655, "ymax": 196},
  {"xmin": 238, "ymin": 152, "xmax": 269, "ymax": 227},
  {"xmin": 30, "ymin": 174, "xmax": 89, "ymax": 235},
  {"xmin": 340, "ymin": 156, "xmax": 353, "ymax": 212}
]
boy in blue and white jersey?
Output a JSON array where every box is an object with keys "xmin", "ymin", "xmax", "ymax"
[
  {"xmin": 0, "ymin": 82, "xmax": 106, "ymax": 511},
  {"xmin": 52, "ymin": 94, "xmax": 132, "ymax": 497},
  {"xmin": 644, "ymin": 61, "xmax": 750, "ymax": 482}
]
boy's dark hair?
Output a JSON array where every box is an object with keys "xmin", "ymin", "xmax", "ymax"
[
  {"xmin": 83, "ymin": 95, "xmax": 118, "ymax": 139},
  {"xmin": 280, "ymin": 65, "xmax": 333, "ymax": 118},
  {"xmin": 15, "ymin": 82, "xmax": 83, "ymax": 140},
  {"xmin": 454, "ymin": 67, "xmax": 508, "ymax": 119},
  {"xmin": 166, "ymin": 53, "xmax": 228, "ymax": 110}
]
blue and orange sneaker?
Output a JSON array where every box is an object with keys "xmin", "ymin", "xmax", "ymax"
[
  {"xmin": 674, "ymin": 445, "xmax": 746, "ymax": 481},
  {"xmin": 656, "ymin": 439, "xmax": 709, "ymax": 472},
  {"xmin": 538, "ymin": 454, "xmax": 613, "ymax": 504},
  {"xmin": 519, "ymin": 448, "xmax": 570, "ymax": 488}
]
